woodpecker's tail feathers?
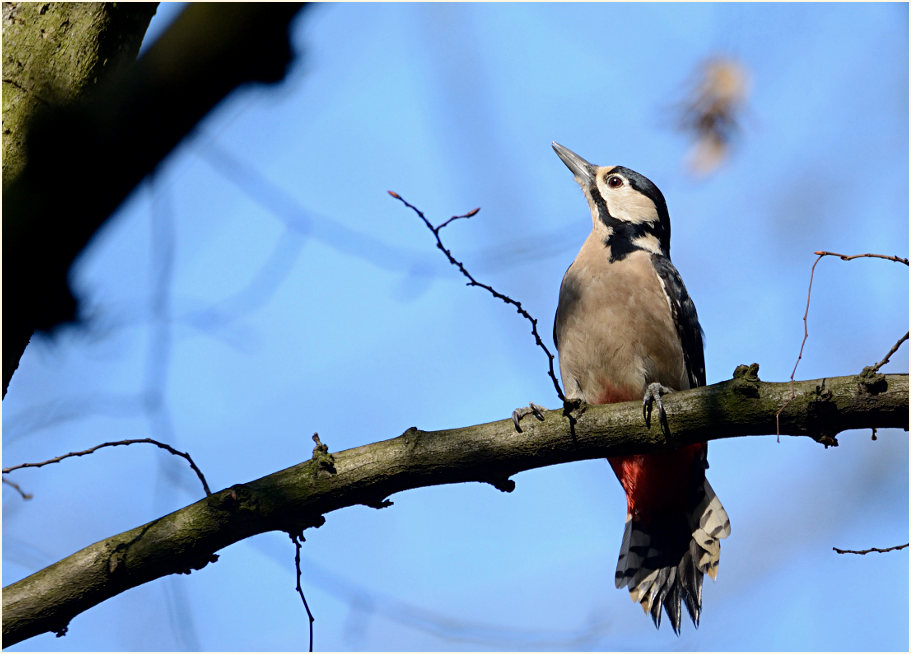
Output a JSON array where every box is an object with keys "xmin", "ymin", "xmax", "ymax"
[{"xmin": 614, "ymin": 479, "xmax": 730, "ymax": 634}]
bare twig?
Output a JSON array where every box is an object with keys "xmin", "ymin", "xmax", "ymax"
[
  {"xmin": 790, "ymin": 253, "xmax": 826, "ymax": 384},
  {"xmin": 833, "ymin": 543, "xmax": 909, "ymax": 555},
  {"xmin": 436, "ymin": 209, "xmax": 478, "ymax": 231},
  {"xmin": 814, "ymin": 251, "xmax": 909, "ymax": 266},
  {"xmin": 2, "ymin": 438, "xmax": 211, "ymax": 496},
  {"xmin": 2, "ymin": 476, "xmax": 34, "ymax": 500},
  {"xmin": 290, "ymin": 533, "xmax": 315, "ymax": 652},
  {"xmin": 775, "ymin": 253, "xmax": 826, "ymax": 437},
  {"xmin": 777, "ymin": 250, "xmax": 909, "ymax": 436},
  {"xmin": 871, "ymin": 331, "xmax": 909, "ymax": 374},
  {"xmin": 388, "ymin": 191, "xmax": 565, "ymax": 403}
]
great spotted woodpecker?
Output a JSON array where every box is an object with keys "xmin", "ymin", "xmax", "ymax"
[{"xmin": 551, "ymin": 142, "xmax": 731, "ymax": 633}]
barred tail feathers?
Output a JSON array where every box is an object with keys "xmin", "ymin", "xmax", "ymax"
[{"xmin": 614, "ymin": 478, "xmax": 730, "ymax": 633}]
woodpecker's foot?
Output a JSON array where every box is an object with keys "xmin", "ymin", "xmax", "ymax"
[
  {"xmin": 562, "ymin": 397, "xmax": 585, "ymax": 417},
  {"xmin": 642, "ymin": 383, "xmax": 673, "ymax": 436},
  {"xmin": 512, "ymin": 402, "xmax": 547, "ymax": 432}
]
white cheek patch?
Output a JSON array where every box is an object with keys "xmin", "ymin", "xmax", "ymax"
[{"xmin": 595, "ymin": 176, "xmax": 660, "ymax": 226}]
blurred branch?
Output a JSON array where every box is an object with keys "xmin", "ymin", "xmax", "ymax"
[
  {"xmin": 3, "ymin": 3, "xmax": 306, "ymax": 397},
  {"xmin": 3, "ymin": 369, "xmax": 907, "ymax": 645},
  {"xmin": 2, "ymin": 438, "xmax": 212, "ymax": 497},
  {"xmin": 2, "ymin": 1, "xmax": 158, "ymax": 397},
  {"xmin": 287, "ymin": 547, "xmax": 613, "ymax": 649},
  {"xmin": 198, "ymin": 138, "xmax": 578, "ymax": 290},
  {"xmin": 196, "ymin": 141, "xmax": 455, "ymax": 280},
  {"xmin": 2, "ymin": 477, "xmax": 34, "ymax": 501}
]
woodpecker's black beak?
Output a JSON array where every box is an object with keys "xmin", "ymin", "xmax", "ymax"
[{"xmin": 552, "ymin": 142, "xmax": 595, "ymax": 187}]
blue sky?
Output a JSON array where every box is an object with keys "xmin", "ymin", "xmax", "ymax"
[{"xmin": 3, "ymin": 2, "xmax": 908, "ymax": 651}]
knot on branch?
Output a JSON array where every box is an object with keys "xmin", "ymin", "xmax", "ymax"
[
  {"xmin": 284, "ymin": 514, "xmax": 326, "ymax": 535},
  {"xmin": 178, "ymin": 552, "xmax": 219, "ymax": 575},
  {"xmin": 401, "ymin": 426, "xmax": 424, "ymax": 444},
  {"xmin": 562, "ymin": 398, "xmax": 586, "ymax": 441},
  {"xmin": 212, "ymin": 484, "xmax": 261, "ymax": 514},
  {"xmin": 485, "ymin": 475, "xmax": 516, "ymax": 493},
  {"xmin": 811, "ymin": 433, "xmax": 839, "ymax": 448},
  {"xmin": 808, "ymin": 380, "xmax": 839, "ymax": 448},
  {"xmin": 731, "ymin": 363, "xmax": 761, "ymax": 397},
  {"xmin": 562, "ymin": 398, "xmax": 586, "ymax": 418},
  {"xmin": 857, "ymin": 366, "xmax": 888, "ymax": 395},
  {"xmin": 363, "ymin": 499, "xmax": 393, "ymax": 509},
  {"xmin": 310, "ymin": 433, "xmax": 336, "ymax": 478}
]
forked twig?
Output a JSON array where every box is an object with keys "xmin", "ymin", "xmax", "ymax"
[
  {"xmin": 2, "ymin": 438, "xmax": 212, "ymax": 496},
  {"xmin": 777, "ymin": 250, "xmax": 909, "ymax": 437},
  {"xmin": 389, "ymin": 191, "xmax": 565, "ymax": 403}
]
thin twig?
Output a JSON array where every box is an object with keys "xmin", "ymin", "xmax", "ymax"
[
  {"xmin": 776, "ymin": 252, "xmax": 826, "ymax": 438},
  {"xmin": 777, "ymin": 250, "xmax": 909, "ymax": 437},
  {"xmin": 814, "ymin": 251, "xmax": 909, "ymax": 266},
  {"xmin": 2, "ymin": 476, "xmax": 34, "ymax": 500},
  {"xmin": 436, "ymin": 209, "xmax": 477, "ymax": 231},
  {"xmin": 813, "ymin": 251, "xmax": 908, "ymax": 374},
  {"xmin": 2, "ymin": 438, "xmax": 211, "ymax": 496},
  {"xmin": 389, "ymin": 191, "xmax": 565, "ymax": 403},
  {"xmin": 790, "ymin": 253, "xmax": 826, "ymax": 384},
  {"xmin": 290, "ymin": 533, "xmax": 315, "ymax": 652},
  {"xmin": 871, "ymin": 331, "xmax": 909, "ymax": 373},
  {"xmin": 833, "ymin": 543, "xmax": 909, "ymax": 555}
]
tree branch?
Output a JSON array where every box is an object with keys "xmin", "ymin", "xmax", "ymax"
[
  {"xmin": 3, "ymin": 370, "xmax": 907, "ymax": 645},
  {"xmin": 3, "ymin": 3, "xmax": 306, "ymax": 397}
]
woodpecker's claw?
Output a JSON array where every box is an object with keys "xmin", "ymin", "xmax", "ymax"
[
  {"xmin": 643, "ymin": 382, "xmax": 673, "ymax": 436},
  {"xmin": 512, "ymin": 402, "xmax": 547, "ymax": 432}
]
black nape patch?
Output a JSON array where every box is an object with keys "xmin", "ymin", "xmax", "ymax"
[{"xmin": 588, "ymin": 184, "xmax": 668, "ymax": 262}]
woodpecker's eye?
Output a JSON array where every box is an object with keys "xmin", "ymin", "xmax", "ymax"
[{"xmin": 607, "ymin": 175, "xmax": 623, "ymax": 188}]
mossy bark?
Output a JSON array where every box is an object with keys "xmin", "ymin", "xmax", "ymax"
[
  {"xmin": 2, "ymin": 2, "xmax": 158, "ymax": 186},
  {"xmin": 2, "ymin": 3, "xmax": 303, "ymax": 397}
]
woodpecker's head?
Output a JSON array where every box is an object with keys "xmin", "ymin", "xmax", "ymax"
[{"xmin": 553, "ymin": 142, "xmax": 671, "ymax": 261}]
